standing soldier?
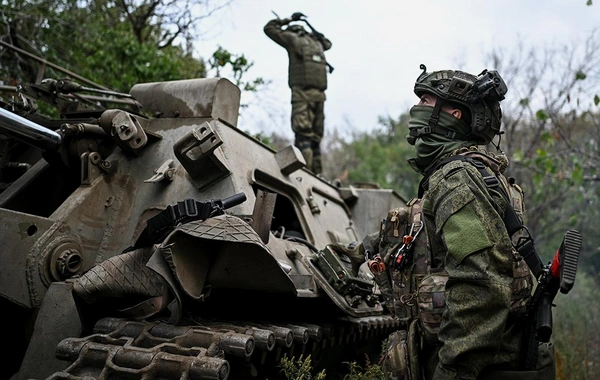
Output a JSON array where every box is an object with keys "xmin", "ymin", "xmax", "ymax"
[
  {"xmin": 264, "ymin": 12, "xmax": 332, "ymax": 174},
  {"xmin": 347, "ymin": 66, "xmax": 558, "ymax": 379}
]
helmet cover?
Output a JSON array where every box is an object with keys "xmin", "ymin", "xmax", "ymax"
[{"xmin": 413, "ymin": 64, "xmax": 507, "ymax": 144}]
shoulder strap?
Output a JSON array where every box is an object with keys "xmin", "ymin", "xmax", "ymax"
[{"xmin": 422, "ymin": 155, "xmax": 544, "ymax": 277}]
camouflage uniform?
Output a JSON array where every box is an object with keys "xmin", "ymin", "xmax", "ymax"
[
  {"xmin": 370, "ymin": 67, "xmax": 554, "ymax": 379},
  {"xmin": 421, "ymin": 150, "xmax": 528, "ymax": 379},
  {"xmin": 264, "ymin": 17, "xmax": 332, "ymax": 174}
]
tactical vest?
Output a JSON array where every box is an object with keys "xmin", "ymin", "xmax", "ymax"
[
  {"xmin": 374, "ymin": 150, "xmax": 532, "ymax": 344},
  {"xmin": 288, "ymin": 36, "xmax": 328, "ymax": 91}
]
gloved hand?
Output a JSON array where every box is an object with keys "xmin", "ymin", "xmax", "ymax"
[{"xmin": 291, "ymin": 12, "xmax": 306, "ymax": 21}]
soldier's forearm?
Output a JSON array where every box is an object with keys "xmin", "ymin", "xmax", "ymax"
[{"xmin": 264, "ymin": 19, "xmax": 292, "ymax": 47}]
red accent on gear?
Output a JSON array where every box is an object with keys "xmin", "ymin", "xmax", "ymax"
[{"xmin": 550, "ymin": 249, "xmax": 561, "ymax": 278}]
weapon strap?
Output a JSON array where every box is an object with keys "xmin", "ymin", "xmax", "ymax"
[
  {"xmin": 124, "ymin": 199, "xmax": 222, "ymax": 252},
  {"xmin": 422, "ymin": 155, "xmax": 544, "ymax": 277}
]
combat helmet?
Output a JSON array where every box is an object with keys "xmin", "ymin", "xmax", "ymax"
[{"xmin": 411, "ymin": 64, "xmax": 508, "ymax": 145}]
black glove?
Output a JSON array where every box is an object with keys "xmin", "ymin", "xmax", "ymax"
[{"xmin": 291, "ymin": 12, "xmax": 306, "ymax": 21}]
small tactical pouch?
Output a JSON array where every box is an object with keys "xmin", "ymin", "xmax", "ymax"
[
  {"xmin": 510, "ymin": 256, "xmax": 533, "ymax": 317},
  {"xmin": 382, "ymin": 330, "xmax": 412, "ymax": 380},
  {"xmin": 381, "ymin": 320, "xmax": 423, "ymax": 380},
  {"xmin": 416, "ymin": 269, "xmax": 448, "ymax": 344},
  {"xmin": 379, "ymin": 207, "xmax": 409, "ymax": 265}
]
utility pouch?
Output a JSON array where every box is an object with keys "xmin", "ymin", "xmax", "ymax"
[
  {"xmin": 379, "ymin": 207, "xmax": 409, "ymax": 265},
  {"xmin": 416, "ymin": 269, "xmax": 448, "ymax": 344},
  {"xmin": 510, "ymin": 256, "xmax": 533, "ymax": 317},
  {"xmin": 382, "ymin": 330, "xmax": 412, "ymax": 380}
]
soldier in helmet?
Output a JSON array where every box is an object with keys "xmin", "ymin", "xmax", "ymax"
[
  {"xmin": 264, "ymin": 12, "xmax": 332, "ymax": 174},
  {"xmin": 350, "ymin": 66, "xmax": 556, "ymax": 379}
]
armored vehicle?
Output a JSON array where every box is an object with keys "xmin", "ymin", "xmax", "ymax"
[{"xmin": 0, "ymin": 76, "xmax": 406, "ymax": 379}]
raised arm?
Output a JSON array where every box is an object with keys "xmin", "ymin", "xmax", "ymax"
[{"xmin": 264, "ymin": 18, "xmax": 297, "ymax": 48}]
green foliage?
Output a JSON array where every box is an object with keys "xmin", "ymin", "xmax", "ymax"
[
  {"xmin": 278, "ymin": 355, "xmax": 326, "ymax": 380},
  {"xmin": 594, "ymin": 94, "xmax": 599, "ymax": 106},
  {"xmin": 251, "ymin": 132, "xmax": 277, "ymax": 149},
  {"xmin": 342, "ymin": 361, "xmax": 386, "ymax": 380},
  {"xmin": 0, "ymin": 0, "xmax": 263, "ymax": 97},
  {"xmin": 575, "ymin": 71, "xmax": 587, "ymax": 80},
  {"xmin": 0, "ymin": 0, "xmax": 208, "ymax": 91},
  {"xmin": 208, "ymin": 46, "xmax": 265, "ymax": 93},
  {"xmin": 202, "ymin": 45, "xmax": 265, "ymax": 114},
  {"xmin": 324, "ymin": 113, "xmax": 421, "ymax": 200},
  {"xmin": 278, "ymin": 355, "xmax": 385, "ymax": 380},
  {"xmin": 536, "ymin": 109, "xmax": 550, "ymax": 121}
]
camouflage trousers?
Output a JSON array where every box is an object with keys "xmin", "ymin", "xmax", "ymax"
[
  {"xmin": 382, "ymin": 326, "xmax": 556, "ymax": 380},
  {"xmin": 291, "ymin": 87, "xmax": 325, "ymax": 174}
]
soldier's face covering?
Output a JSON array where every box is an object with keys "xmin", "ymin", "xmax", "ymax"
[{"xmin": 406, "ymin": 105, "xmax": 477, "ymax": 174}]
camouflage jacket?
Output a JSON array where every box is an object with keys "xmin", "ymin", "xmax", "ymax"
[{"xmin": 422, "ymin": 150, "xmax": 530, "ymax": 379}]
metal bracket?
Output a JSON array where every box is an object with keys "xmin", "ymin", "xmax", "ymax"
[{"xmin": 144, "ymin": 159, "xmax": 176, "ymax": 183}]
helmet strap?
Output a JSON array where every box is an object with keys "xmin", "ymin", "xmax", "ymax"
[
  {"xmin": 409, "ymin": 100, "xmax": 471, "ymax": 141},
  {"xmin": 428, "ymin": 98, "xmax": 444, "ymax": 129},
  {"xmin": 492, "ymin": 131, "xmax": 505, "ymax": 153}
]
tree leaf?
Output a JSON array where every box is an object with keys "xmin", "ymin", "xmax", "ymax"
[
  {"xmin": 587, "ymin": 0, "xmax": 593, "ymax": 5},
  {"xmin": 594, "ymin": 94, "xmax": 600, "ymax": 106},
  {"xmin": 536, "ymin": 109, "xmax": 549, "ymax": 121},
  {"xmin": 519, "ymin": 98, "xmax": 530, "ymax": 107},
  {"xmin": 575, "ymin": 71, "xmax": 587, "ymax": 80},
  {"xmin": 540, "ymin": 131, "xmax": 553, "ymax": 144},
  {"xmin": 571, "ymin": 165, "xmax": 584, "ymax": 185}
]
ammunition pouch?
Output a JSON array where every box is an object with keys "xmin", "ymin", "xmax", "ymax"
[
  {"xmin": 382, "ymin": 330, "xmax": 411, "ymax": 380},
  {"xmin": 416, "ymin": 270, "xmax": 448, "ymax": 344},
  {"xmin": 382, "ymin": 320, "xmax": 423, "ymax": 380}
]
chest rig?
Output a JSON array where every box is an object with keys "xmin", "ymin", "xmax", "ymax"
[
  {"xmin": 370, "ymin": 150, "xmax": 533, "ymax": 343},
  {"xmin": 374, "ymin": 200, "xmax": 435, "ymax": 326},
  {"xmin": 288, "ymin": 36, "xmax": 328, "ymax": 90}
]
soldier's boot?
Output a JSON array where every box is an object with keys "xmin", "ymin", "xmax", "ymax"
[
  {"xmin": 295, "ymin": 137, "xmax": 313, "ymax": 170},
  {"xmin": 312, "ymin": 142, "xmax": 322, "ymax": 174}
]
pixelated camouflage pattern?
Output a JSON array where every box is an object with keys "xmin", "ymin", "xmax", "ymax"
[
  {"xmin": 417, "ymin": 270, "xmax": 448, "ymax": 344},
  {"xmin": 371, "ymin": 147, "xmax": 537, "ymax": 379},
  {"xmin": 421, "ymin": 151, "xmax": 532, "ymax": 380}
]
